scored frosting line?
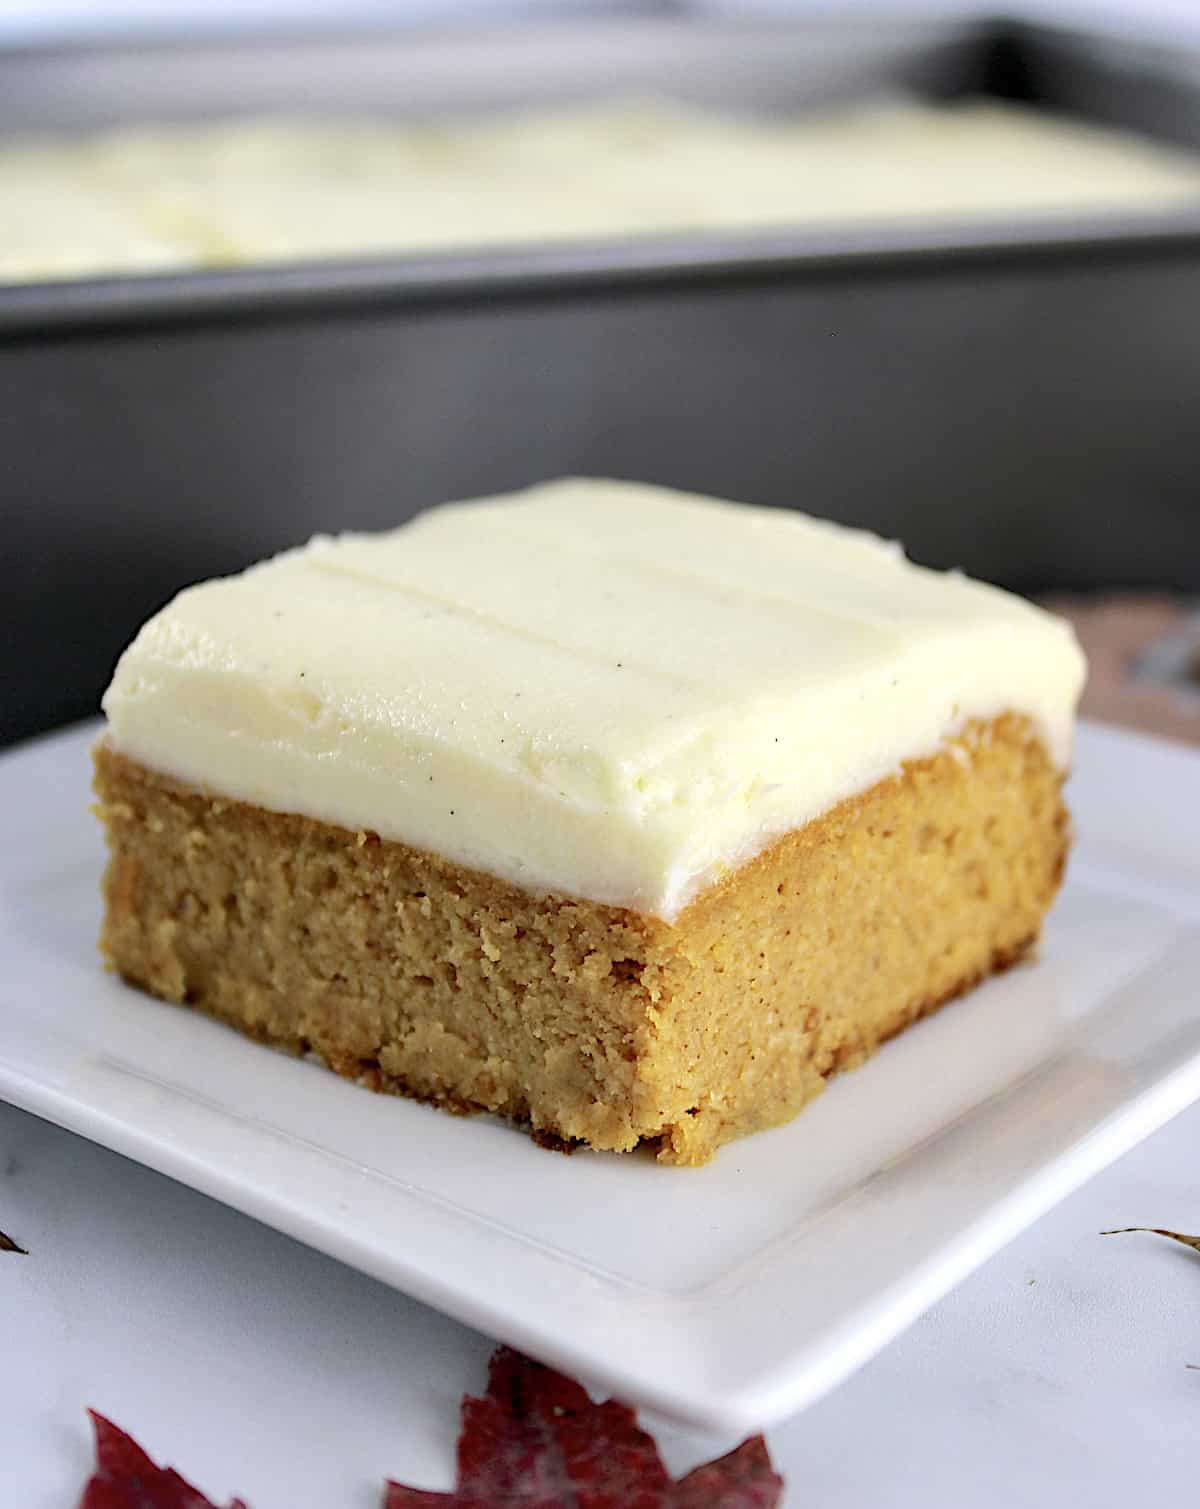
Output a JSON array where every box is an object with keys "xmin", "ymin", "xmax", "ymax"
[
  {"xmin": 479, "ymin": 496, "xmax": 994, "ymax": 631},
  {"xmin": 305, "ymin": 553, "xmax": 702, "ymax": 690},
  {"xmin": 399, "ymin": 505, "xmax": 913, "ymax": 655}
]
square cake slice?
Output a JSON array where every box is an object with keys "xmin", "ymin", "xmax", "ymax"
[{"xmin": 93, "ymin": 479, "xmax": 1085, "ymax": 1164}]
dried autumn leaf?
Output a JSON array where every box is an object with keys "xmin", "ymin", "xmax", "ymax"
[
  {"xmin": 78, "ymin": 1350, "xmax": 784, "ymax": 1508},
  {"xmin": 385, "ymin": 1347, "xmax": 784, "ymax": 1508},
  {"xmin": 672, "ymin": 1437, "xmax": 785, "ymax": 1509},
  {"xmin": 0, "ymin": 1227, "xmax": 26, "ymax": 1254},
  {"xmin": 1101, "ymin": 1227, "xmax": 1200, "ymax": 1255},
  {"xmin": 78, "ymin": 1411, "xmax": 249, "ymax": 1509}
]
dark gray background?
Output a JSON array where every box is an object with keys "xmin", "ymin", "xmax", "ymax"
[{"xmin": 3, "ymin": 16, "xmax": 1199, "ymax": 745}]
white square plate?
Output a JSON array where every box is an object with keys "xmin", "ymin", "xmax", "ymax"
[{"xmin": 2, "ymin": 720, "xmax": 1199, "ymax": 1433}]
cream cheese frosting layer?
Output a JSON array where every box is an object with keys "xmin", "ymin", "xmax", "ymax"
[
  {"xmin": 7, "ymin": 96, "xmax": 1200, "ymax": 283},
  {"xmin": 101, "ymin": 479, "xmax": 1086, "ymax": 919}
]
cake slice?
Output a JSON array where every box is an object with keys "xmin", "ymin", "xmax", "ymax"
[{"xmin": 93, "ymin": 479, "xmax": 1085, "ymax": 1164}]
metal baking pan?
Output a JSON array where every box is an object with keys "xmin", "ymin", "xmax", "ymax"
[{"xmin": 3, "ymin": 16, "xmax": 1200, "ymax": 745}]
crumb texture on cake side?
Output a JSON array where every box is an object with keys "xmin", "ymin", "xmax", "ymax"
[{"xmin": 94, "ymin": 711, "xmax": 1069, "ymax": 1166}]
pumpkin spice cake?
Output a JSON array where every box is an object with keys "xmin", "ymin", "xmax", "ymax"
[{"xmin": 93, "ymin": 479, "xmax": 1086, "ymax": 1164}]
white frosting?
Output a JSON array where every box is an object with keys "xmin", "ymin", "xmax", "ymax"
[
  {"xmin": 103, "ymin": 480, "xmax": 1085, "ymax": 919},
  {"xmin": 0, "ymin": 142, "xmax": 193, "ymax": 283},
  {"xmin": 7, "ymin": 97, "xmax": 1200, "ymax": 282}
]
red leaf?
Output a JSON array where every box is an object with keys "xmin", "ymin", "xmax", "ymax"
[
  {"xmin": 671, "ymin": 1436, "xmax": 785, "ymax": 1508},
  {"xmin": 384, "ymin": 1349, "xmax": 785, "ymax": 1509},
  {"xmin": 455, "ymin": 1348, "xmax": 672, "ymax": 1509},
  {"xmin": 79, "ymin": 1350, "xmax": 785, "ymax": 1509},
  {"xmin": 78, "ymin": 1412, "xmax": 249, "ymax": 1509}
]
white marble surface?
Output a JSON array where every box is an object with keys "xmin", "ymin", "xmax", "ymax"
[{"xmin": 3, "ymin": 1092, "xmax": 1199, "ymax": 1507}]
